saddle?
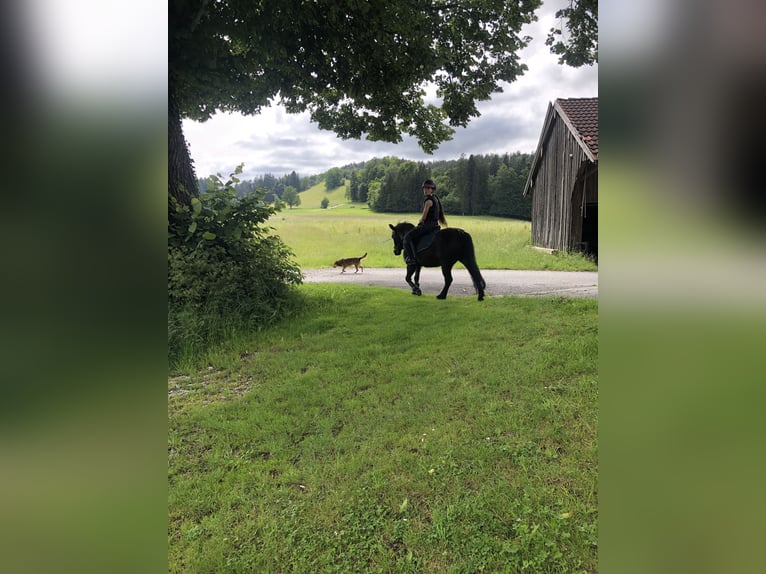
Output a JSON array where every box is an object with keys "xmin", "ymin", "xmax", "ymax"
[{"xmin": 415, "ymin": 228, "xmax": 439, "ymax": 253}]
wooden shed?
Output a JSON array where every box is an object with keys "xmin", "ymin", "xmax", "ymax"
[{"xmin": 523, "ymin": 97, "xmax": 598, "ymax": 257}]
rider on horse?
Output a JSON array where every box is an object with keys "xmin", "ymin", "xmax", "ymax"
[{"xmin": 403, "ymin": 179, "xmax": 447, "ymax": 265}]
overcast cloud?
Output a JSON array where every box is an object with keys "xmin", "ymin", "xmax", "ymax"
[{"xmin": 183, "ymin": 0, "xmax": 598, "ymax": 180}]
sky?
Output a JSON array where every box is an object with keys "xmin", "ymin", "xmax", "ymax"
[{"xmin": 183, "ymin": 0, "xmax": 598, "ymax": 181}]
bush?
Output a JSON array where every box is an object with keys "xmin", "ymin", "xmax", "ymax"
[{"xmin": 168, "ymin": 166, "xmax": 302, "ymax": 366}]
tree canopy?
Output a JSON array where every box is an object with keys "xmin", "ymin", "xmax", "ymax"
[
  {"xmin": 170, "ymin": 0, "xmax": 543, "ymax": 158},
  {"xmin": 281, "ymin": 186, "xmax": 300, "ymax": 208},
  {"xmin": 546, "ymin": 0, "xmax": 598, "ymax": 67}
]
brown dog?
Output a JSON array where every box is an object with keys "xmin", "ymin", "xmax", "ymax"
[{"xmin": 333, "ymin": 252, "xmax": 367, "ymax": 273}]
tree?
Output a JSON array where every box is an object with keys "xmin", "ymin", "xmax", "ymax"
[
  {"xmin": 457, "ymin": 155, "xmax": 485, "ymax": 215},
  {"xmin": 489, "ymin": 164, "xmax": 521, "ymax": 218},
  {"xmin": 366, "ymin": 180, "xmax": 382, "ymax": 209},
  {"xmin": 347, "ymin": 171, "xmax": 360, "ymax": 202},
  {"xmin": 546, "ymin": 0, "xmax": 598, "ymax": 67},
  {"xmin": 169, "ymin": 0, "xmax": 546, "ymax": 205},
  {"xmin": 285, "ymin": 170, "xmax": 301, "ymax": 191},
  {"xmin": 282, "ymin": 186, "xmax": 300, "ymax": 208},
  {"xmin": 325, "ymin": 168, "xmax": 344, "ymax": 191},
  {"xmin": 320, "ymin": 198, "xmax": 330, "ymax": 209},
  {"xmin": 371, "ymin": 161, "xmax": 427, "ymax": 213}
]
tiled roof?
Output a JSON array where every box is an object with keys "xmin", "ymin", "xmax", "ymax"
[{"xmin": 555, "ymin": 97, "xmax": 598, "ymax": 159}]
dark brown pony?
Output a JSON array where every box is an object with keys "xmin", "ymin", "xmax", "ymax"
[{"xmin": 389, "ymin": 222, "xmax": 486, "ymax": 301}]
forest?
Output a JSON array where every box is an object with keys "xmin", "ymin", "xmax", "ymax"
[{"xmin": 199, "ymin": 151, "xmax": 534, "ymax": 220}]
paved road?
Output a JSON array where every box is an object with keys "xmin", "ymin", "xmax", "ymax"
[{"xmin": 302, "ymin": 268, "xmax": 598, "ymax": 298}]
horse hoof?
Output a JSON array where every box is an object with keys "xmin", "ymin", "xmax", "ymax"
[
  {"xmin": 436, "ymin": 294, "xmax": 446, "ymax": 300},
  {"xmin": 413, "ymin": 288, "xmax": 422, "ymax": 296}
]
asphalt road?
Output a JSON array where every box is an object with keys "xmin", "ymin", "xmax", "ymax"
[{"xmin": 302, "ymin": 268, "xmax": 598, "ymax": 298}]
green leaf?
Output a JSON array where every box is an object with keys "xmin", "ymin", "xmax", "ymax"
[
  {"xmin": 202, "ymin": 232, "xmax": 216, "ymax": 240},
  {"xmin": 188, "ymin": 221, "xmax": 197, "ymax": 234},
  {"xmin": 191, "ymin": 197, "xmax": 202, "ymax": 215}
]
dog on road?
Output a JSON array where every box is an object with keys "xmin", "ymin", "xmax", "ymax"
[{"xmin": 333, "ymin": 252, "xmax": 367, "ymax": 273}]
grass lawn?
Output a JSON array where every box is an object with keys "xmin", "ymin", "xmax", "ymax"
[
  {"xmin": 169, "ymin": 284, "xmax": 598, "ymax": 572},
  {"xmin": 270, "ymin": 196, "xmax": 596, "ymax": 272}
]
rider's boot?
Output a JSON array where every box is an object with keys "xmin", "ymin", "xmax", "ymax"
[{"xmin": 404, "ymin": 244, "xmax": 418, "ymax": 265}]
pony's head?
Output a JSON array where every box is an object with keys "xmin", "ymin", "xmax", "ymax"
[{"xmin": 388, "ymin": 222, "xmax": 414, "ymax": 256}]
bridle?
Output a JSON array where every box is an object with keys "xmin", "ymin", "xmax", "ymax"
[{"xmin": 391, "ymin": 231, "xmax": 403, "ymax": 255}]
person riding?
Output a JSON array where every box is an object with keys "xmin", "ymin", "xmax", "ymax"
[{"xmin": 403, "ymin": 179, "xmax": 447, "ymax": 265}]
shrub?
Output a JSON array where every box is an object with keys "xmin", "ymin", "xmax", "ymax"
[{"xmin": 168, "ymin": 165, "xmax": 302, "ymax": 366}]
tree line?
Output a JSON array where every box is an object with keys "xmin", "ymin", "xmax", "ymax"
[
  {"xmin": 197, "ymin": 170, "xmax": 322, "ymax": 209},
  {"xmin": 347, "ymin": 152, "xmax": 533, "ymax": 220},
  {"xmin": 198, "ymin": 151, "xmax": 533, "ymax": 220},
  {"xmin": 197, "ymin": 171, "xmax": 318, "ymax": 202}
]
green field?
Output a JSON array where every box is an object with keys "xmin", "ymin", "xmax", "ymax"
[
  {"xmin": 169, "ymin": 187, "xmax": 599, "ymax": 571},
  {"xmin": 271, "ymin": 184, "xmax": 596, "ymax": 271},
  {"xmin": 169, "ymin": 284, "xmax": 598, "ymax": 572},
  {"xmin": 295, "ymin": 180, "xmax": 350, "ymax": 209}
]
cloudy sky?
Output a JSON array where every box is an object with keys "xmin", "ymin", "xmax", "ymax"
[{"xmin": 183, "ymin": 0, "xmax": 598, "ymax": 180}]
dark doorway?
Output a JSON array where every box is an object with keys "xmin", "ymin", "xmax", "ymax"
[{"xmin": 582, "ymin": 203, "xmax": 598, "ymax": 261}]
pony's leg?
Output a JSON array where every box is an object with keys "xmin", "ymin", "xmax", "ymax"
[
  {"xmin": 405, "ymin": 265, "xmax": 422, "ymax": 295},
  {"xmin": 409, "ymin": 265, "xmax": 422, "ymax": 296},
  {"xmin": 436, "ymin": 264, "xmax": 454, "ymax": 299},
  {"xmin": 404, "ymin": 267, "xmax": 415, "ymax": 288}
]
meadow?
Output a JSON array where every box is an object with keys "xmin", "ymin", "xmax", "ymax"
[
  {"xmin": 169, "ymin": 284, "xmax": 598, "ymax": 572},
  {"xmin": 270, "ymin": 183, "xmax": 597, "ymax": 271},
  {"xmin": 169, "ymin": 182, "xmax": 598, "ymax": 571}
]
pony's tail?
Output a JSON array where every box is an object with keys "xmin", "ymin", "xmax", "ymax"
[
  {"xmin": 468, "ymin": 261, "xmax": 486, "ymax": 291},
  {"xmin": 461, "ymin": 230, "xmax": 486, "ymax": 296}
]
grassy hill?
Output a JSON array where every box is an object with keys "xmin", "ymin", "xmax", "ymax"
[{"xmin": 294, "ymin": 180, "xmax": 348, "ymax": 209}]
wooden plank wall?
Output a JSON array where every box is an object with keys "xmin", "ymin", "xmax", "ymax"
[{"xmin": 529, "ymin": 117, "xmax": 593, "ymax": 251}]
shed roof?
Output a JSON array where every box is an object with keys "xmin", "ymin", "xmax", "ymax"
[
  {"xmin": 555, "ymin": 97, "xmax": 598, "ymax": 159},
  {"xmin": 523, "ymin": 96, "xmax": 598, "ymax": 196}
]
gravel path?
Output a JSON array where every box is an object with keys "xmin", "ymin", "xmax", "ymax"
[{"xmin": 302, "ymin": 268, "xmax": 598, "ymax": 298}]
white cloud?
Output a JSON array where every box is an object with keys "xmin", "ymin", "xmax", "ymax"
[{"xmin": 183, "ymin": 0, "xmax": 597, "ymax": 180}]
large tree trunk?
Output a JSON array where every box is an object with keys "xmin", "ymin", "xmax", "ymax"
[{"xmin": 168, "ymin": 87, "xmax": 198, "ymax": 207}]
